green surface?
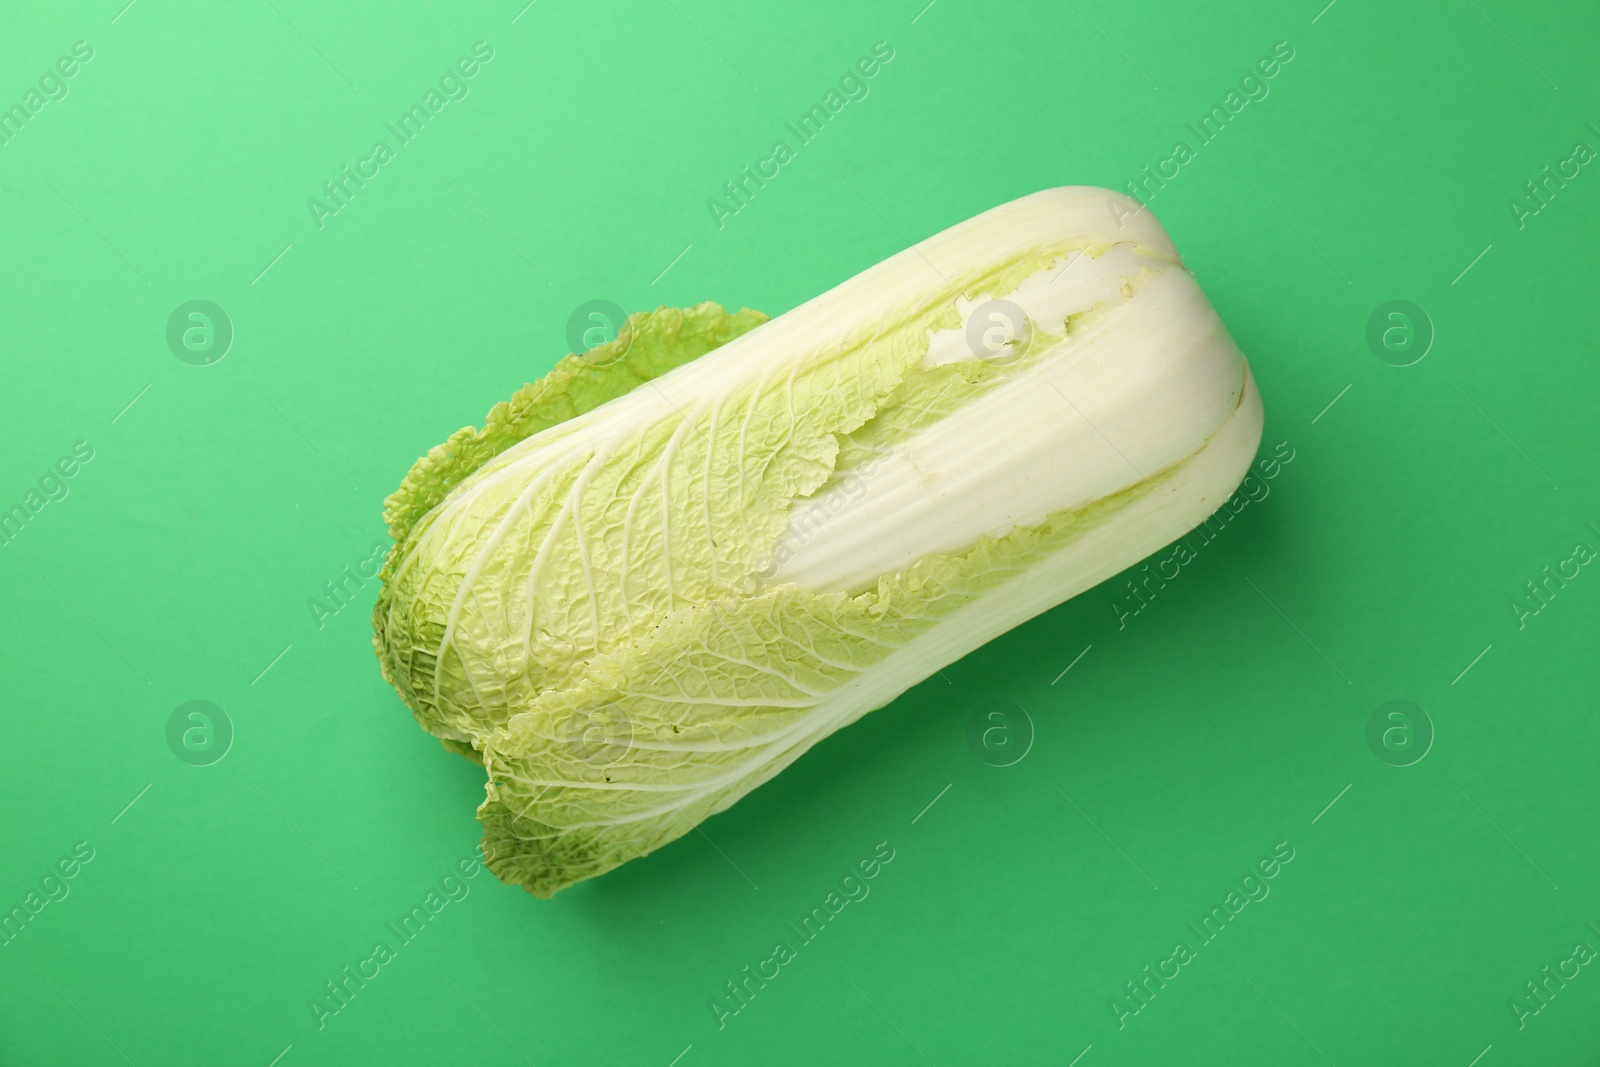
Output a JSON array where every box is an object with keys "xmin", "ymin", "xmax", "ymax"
[{"xmin": 1, "ymin": 0, "xmax": 1596, "ymax": 1063}]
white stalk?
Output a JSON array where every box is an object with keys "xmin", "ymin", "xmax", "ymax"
[{"xmin": 375, "ymin": 186, "xmax": 1267, "ymax": 898}]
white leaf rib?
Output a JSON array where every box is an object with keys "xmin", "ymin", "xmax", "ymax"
[
  {"xmin": 615, "ymin": 435, "xmax": 663, "ymax": 631},
  {"xmin": 518, "ymin": 679, "xmax": 877, "ymax": 827},
  {"xmin": 771, "ymin": 630, "xmax": 862, "ymax": 672},
  {"xmin": 433, "ymin": 446, "xmax": 590, "ymax": 707},
  {"xmin": 733, "ymin": 357, "xmax": 786, "ymax": 557},
  {"xmin": 614, "ymin": 691, "xmax": 823, "ymax": 709},
  {"xmin": 409, "ymin": 433, "xmax": 591, "ymax": 703},
  {"xmin": 651, "ymin": 412, "xmax": 702, "ymax": 609},
  {"xmin": 567, "ymin": 447, "xmax": 610, "ymax": 656},
  {"xmin": 493, "ymin": 636, "xmax": 909, "ymax": 829},
  {"xmin": 701, "ymin": 394, "xmax": 725, "ymax": 586},
  {"xmin": 514, "ymin": 439, "xmax": 621, "ymax": 679},
  {"xmin": 700, "ymin": 604, "xmax": 828, "ymax": 696}
]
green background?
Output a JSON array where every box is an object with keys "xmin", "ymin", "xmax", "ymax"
[{"xmin": 2, "ymin": 0, "xmax": 1596, "ymax": 1063}]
